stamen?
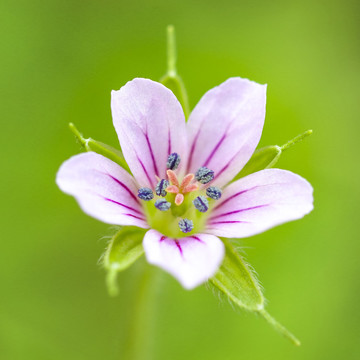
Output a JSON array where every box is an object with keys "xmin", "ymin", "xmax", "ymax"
[
  {"xmin": 206, "ymin": 186, "xmax": 222, "ymax": 200},
  {"xmin": 193, "ymin": 196, "xmax": 209, "ymax": 213},
  {"xmin": 183, "ymin": 183, "xmax": 199, "ymax": 193},
  {"xmin": 175, "ymin": 193, "xmax": 184, "ymax": 205},
  {"xmin": 166, "ymin": 185, "xmax": 179, "ymax": 193},
  {"xmin": 137, "ymin": 187, "xmax": 154, "ymax": 201},
  {"xmin": 167, "ymin": 169, "xmax": 179, "ymax": 187},
  {"xmin": 154, "ymin": 199, "xmax": 171, "ymax": 211},
  {"xmin": 167, "ymin": 152, "xmax": 181, "ymax": 170},
  {"xmin": 178, "ymin": 218, "xmax": 194, "ymax": 233},
  {"xmin": 195, "ymin": 166, "xmax": 214, "ymax": 184},
  {"xmin": 155, "ymin": 179, "xmax": 169, "ymax": 197},
  {"xmin": 180, "ymin": 173, "xmax": 194, "ymax": 191}
]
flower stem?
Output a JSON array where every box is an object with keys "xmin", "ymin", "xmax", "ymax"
[
  {"xmin": 281, "ymin": 130, "xmax": 313, "ymax": 152},
  {"xmin": 160, "ymin": 25, "xmax": 190, "ymax": 119},
  {"xmin": 124, "ymin": 264, "xmax": 159, "ymax": 360},
  {"xmin": 258, "ymin": 309, "xmax": 301, "ymax": 346},
  {"xmin": 166, "ymin": 25, "xmax": 177, "ymax": 77}
]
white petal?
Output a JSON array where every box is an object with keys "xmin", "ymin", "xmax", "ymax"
[
  {"xmin": 111, "ymin": 78, "xmax": 188, "ymax": 188},
  {"xmin": 143, "ymin": 230, "xmax": 224, "ymax": 289},
  {"xmin": 207, "ymin": 169, "xmax": 313, "ymax": 238},
  {"xmin": 186, "ymin": 77, "xmax": 266, "ymax": 187},
  {"xmin": 56, "ymin": 152, "xmax": 148, "ymax": 228}
]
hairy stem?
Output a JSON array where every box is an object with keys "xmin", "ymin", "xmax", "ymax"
[
  {"xmin": 281, "ymin": 130, "xmax": 313, "ymax": 151},
  {"xmin": 258, "ymin": 309, "xmax": 301, "ymax": 346}
]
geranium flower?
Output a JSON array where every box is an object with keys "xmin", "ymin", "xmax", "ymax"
[{"xmin": 56, "ymin": 77, "xmax": 313, "ymax": 290}]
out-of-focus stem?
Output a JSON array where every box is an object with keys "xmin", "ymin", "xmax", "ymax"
[
  {"xmin": 166, "ymin": 25, "xmax": 177, "ymax": 76},
  {"xmin": 160, "ymin": 25, "xmax": 190, "ymax": 119},
  {"xmin": 124, "ymin": 266, "xmax": 159, "ymax": 360}
]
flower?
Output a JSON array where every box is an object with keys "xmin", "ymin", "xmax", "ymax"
[{"xmin": 56, "ymin": 77, "xmax": 313, "ymax": 290}]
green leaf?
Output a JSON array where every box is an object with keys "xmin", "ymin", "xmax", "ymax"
[
  {"xmin": 210, "ymin": 238, "xmax": 301, "ymax": 346},
  {"xmin": 69, "ymin": 123, "xmax": 131, "ymax": 173},
  {"xmin": 233, "ymin": 130, "xmax": 313, "ymax": 180},
  {"xmin": 160, "ymin": 25, "xmax": 190, "ymax": 119},
  {"xmin": 103, "ymin": 227, "xmax": 146, "ymax": 296}
]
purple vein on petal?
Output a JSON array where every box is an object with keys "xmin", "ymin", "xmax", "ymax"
[
  {"xmin": 212, "ymin": 140, "xmax": 248, "ymax": 182},
  {"xmin": 123, "ymin": 213, "xmax": 147, "ymax": 221},
  {"xmin": 190, "ymin": 236, "xmax": 205, "ymax": 243},
  {"xmin": 174, "ymin": 239, "xmax": 183, "ymax": 256},
  {"xmin": 187, "ymin": 129, "xmax": 201, "ymax": 172},
  {"xmin": 203, "ymin": 132, "xmax": 227, "ymax": 168},
  {"xmin": 167, "ymin": 129, "xmax": 172, "ymax": 156},
  {"xmin": 104, "ymin": 197, "xmax": 144, "ymax": 216},
  {"xmin": 144, "ymin": 132, "xmax": 159, "ymax": 177},
  {"xmin": 209, "ymin": 220, "xmax": 250, "ymax": 225},
  {"xmin": 160, "ymin": 236, "xmax": 166, "ymax": 242},
  {"xmin": 212, "ymin": 186, "xmax": 259, "ymax": 211},
  {"xmin": 106, "ymin": 174, "xmax": 140, "ymax": 204},
  {"xmin": 137, "ymin": 155, "xmax": 154, "ymax": 188},
  {"xmin": 209, "ymin": 204, "xmax": 270, "ymax": 220}
]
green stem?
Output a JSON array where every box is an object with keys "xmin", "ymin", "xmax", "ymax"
[
  {"xmin": 166, "ymin": 25, "xmax": 177, "ymax": 76},
  {"xmin": 258, "ymin": 309, "xmax": 301, "ymax": 346},
  {"xmin": 124, "ymin": 265, "xmax": 159, "ymax": 360},
  {"xmin": 281, "ymin": 130, "xmax": 313, "ymax": 152},
  {"xmin": 160, "ymin": 25, "xmax": 190, "ymax": 119}
]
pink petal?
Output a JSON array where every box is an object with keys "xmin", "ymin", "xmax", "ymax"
[
  {"xmin": 207, "ymin": 169, "xmax": 313, "ymax": 238},
  {"xmin": 186, "ymin": 77, "xmax": 266, "ymax": 187},
  {"xmin": 56, "ymin": 152, "xmax": 149, "ymax": 228},
  {"xmin": 111, "ymin": 78, "xmax": 187, "ymax": 189},
  {"xmin": 143, "ymin": 230, "xmax": 225, "ymax": 289}
]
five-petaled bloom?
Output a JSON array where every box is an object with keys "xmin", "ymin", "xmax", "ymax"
[{"xmin": 56, "ymin": 77, "xmax": 313, "ymax": 289}]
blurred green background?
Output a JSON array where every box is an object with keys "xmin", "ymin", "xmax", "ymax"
[{"xmin": 1, "ymin": 0, "xmax": 359, "ymax": 359}]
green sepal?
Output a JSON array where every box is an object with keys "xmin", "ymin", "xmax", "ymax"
[
  {"xmin": 103, "ymin": 227, "xmax": 146, "ymax": 296},
  {"xmin": 210, "ymin": 238, "xmax": 264, "ymax": 311},
  {"xmin": 234, "ymin": 145, "xmax": 282, "ymax": 180},
  {"xmin": 210, "ymin": 238, "xmax": 301, "ymax": 346},
  {"xmin": 160, "ymin": 74, "xmax": 190, "ymax": 119},
  {"xmin": 234, "ymin": 130, "xmax": 313, "ymax": 180},
  {"xmin": 69, "ymin": 122, "xmax": 131, "ymax": 173}
]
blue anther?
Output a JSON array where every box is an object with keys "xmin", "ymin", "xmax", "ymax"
[
  {"xmin": 154, "ymin": 199, "xmax": 171, "ymax": 211},
  {"xmin": 155, "ymin": 179, "xmax": 169, "ymax": 197},
  {"xmin": 178, "ymin": 218, "xmax": 194, "ymax": 233},
  {"xmin": 193, "ymin": 196, "xmax": 209, "ymax": 213},
  {"xmin": 206, "ymin": 186, "xmax": 222, "ymax": 200},
  {"xmin": 195, "ymin": 166, "xmax": 214, "ymax": 184},
  {"xmin": 166, "ymin": 152, "xmax": 181, "ymax": 170},
  {"xmin": 137, "ymin": 187, "xmax": 154, "ymax": 201}
]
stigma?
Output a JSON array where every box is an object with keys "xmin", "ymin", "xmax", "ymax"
[{"xmin": 166, "ymin": 170, "xmax": 199, "ymax": 206}]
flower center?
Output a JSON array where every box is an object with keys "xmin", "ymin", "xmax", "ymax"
[{"xmin": 137, "ymin": 153, "xmax": 222, "ymax": 238}]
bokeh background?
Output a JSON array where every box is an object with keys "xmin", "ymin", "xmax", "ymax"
[{"xmin": 1, "ymin": 0, "xmax": 359, "ymax": 359}]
